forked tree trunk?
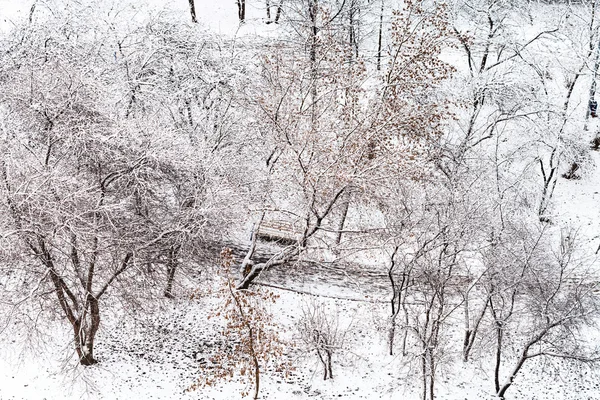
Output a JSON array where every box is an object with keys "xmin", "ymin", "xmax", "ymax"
[
  {"xmin": 315, "ymin": 346, "xmax": 333, "ymax": 380},
  {"xmin": 267, "ymin": 0, "xmax": 284, "ymax": 23},
  {"xmin": 387, "ymin": 247, "xmax": 411, "ymax": 356},
  {"xmin": 41, "ymin": 237, "xmax": 133, "ymax": 365},
  {"xmin": 76, "ymin": 297, "xmax": 101, "ymax": 365},
  {"xmin": 40, "ymin": 241, "xmax": 100, "ymax": 365},
  {"xmin": 462, "ymin": 295, "xmax": 489, "ymax": 361}
]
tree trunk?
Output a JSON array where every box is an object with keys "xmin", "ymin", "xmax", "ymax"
[
  {"xmin": 266, "ymin": 0, "xmax": 271, "ymax": 20},
  {"xmin": 463, "ymin": 296, "xmax": 489, "ymax": 362},
  {"xmin": 376, "ymin": 0, "xmax": 384, "ymax": 71},
  {"xmin": 584, "ymin": 0, "xmax": 600, "ymax": 131},
  {"xmin": 401, "ymin": 307, "xmax": 409, "ymax": 356},
  {"xmin": 496, "ymin": 347, "xmax": 530, "ymax": 399},
  {"xmin": 349, "ymin": 0, "xmax": 358, "ymax": 58},
  {"xmin": 334, "ymin": 199, "xmax": 349, "ymax": 245},
  {"xmin": 39, "ymin": 240, "xmax": 100, "ymax": 366},
  {"xmin": 494, "ymin": 321, "xmax": 503, "ymax": 394},
  {"xmin": 164, "ymin": 262, "xmax": 177, "ymax": 298},
  {"xmin": 274, "ymin": 1, "xmax": 283, "ymax": 23},
  {"xmin": 188, "ymin": 0, "xmax": 198, "ymax": 23},
  {"xmin": 78, "ymin": 297, "xmax": 101, "ymax": 365},
  {"xmin": 538, "ymin": 155, "xmax": 558, "ymax": 221},
  {"xmin": 252, "ymin": 337, "xmax": 260, "ymax": 400},
  {"xmin": 309, "ymin": 0, "xmax": 319, "ymax": 125},
  {"xmin": 164, "ymin": 245, "xmax": 180, "ymax": 298},
  {"xmin": 422, "ymin": 353, "xmax": 427, "ymax": 400},
  {"xmin": 73, "ymin": 326, "xmax": 98, "ymax": 365},
  {"xmin": 428, "ymin": 349, "xmax": 435, "ymax": 400},
  {"xmin": 387, "ymin": 318, "xmax": 396, "ymax": 355},
  {"xmin": 237, "ymin": 0, "xmax": 246, "ymax": 23}
]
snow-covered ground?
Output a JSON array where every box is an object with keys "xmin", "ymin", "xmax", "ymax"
[
  {"xmin": 554, "ymin": 149, "xmax": 600, "ymax": 256},
  {"xmin": 1, "ymin": 1, "xmax": 600, "ymax": 399},
  {"xmin": 3, "ymin": 289, "xmax": 600, "ymax": 400}
]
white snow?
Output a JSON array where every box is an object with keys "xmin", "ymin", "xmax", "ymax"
[{"xmin": 1, "ymin": 1, "xmax": 600, "ymax": 400}]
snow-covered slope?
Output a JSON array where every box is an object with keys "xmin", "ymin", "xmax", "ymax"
[{"xmin": 1, "ymin": 1, "xmax": 600, "ymax": 400}]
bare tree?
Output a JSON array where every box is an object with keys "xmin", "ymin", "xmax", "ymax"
[
  {"xmin": 237, "ymin": 0, "xmax": 455, "ymax": 292},
  {"xmin": 0, "ymin": 6, "xmax": 216, "ymax": 364},
  {"xmin": 297, "ymin": 299, "xmax": 350, "ymax": 380},
  {"xmin": 487, "ymin": 229, "xmax": 600, "ymax": 399}
]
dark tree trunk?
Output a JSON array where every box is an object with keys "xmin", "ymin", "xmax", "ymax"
[
  {"xmin": 188, "ymin": 0, "xmax": 198, "ymax": 23},
  {"xmin": 316, "ymin": 347, "xmax": 333, "ymax": 380},
  {"xmin": 164, "ymin": 265, "xmax": 177, "ymax": 298},
  {"xmin": 164, "ymin": 246, "xmax": 180, "ymax": 298},
  {"xmin": 266, "ymin": 0, "xmax": 271, "ymax": 20},
  {"xmin": 462, "ymin": 296, "xmax": 489, "ymax": 362},
  {"xmin": 309, "ymin": 0, "xmax": 318, "ymax": 64},
  {"xmin": 77, "ymin": 297, "xmax": 101, "ymax": 365},
  {"xmin": 309, "ymin": 0, "xmax": 319, "ymax": 125},
  {"xmin": 422, "ymin": 353, "xmax": 427, "ymax": 400},
  {"xmin": 266, "ymin": 0, "xmax": 284, "ymax": 23},
  {"xmin": 274, "ymin": 1, "xmax": 283, "ymax": 23},
  {"xmin": 334, "ymin": 199, "xmax": 349, "ymax": 245},
  {"xmin": 376, "ymin": 0, "xmax": 384, "ymax": 71},
  {"xmin": 349, "ymin": 0, "xmax": 359, "ymax": 58},
  {"xmin": 237, "ymin": 0, "xmax": 246, "ymax": 23},
  {"xmin": 493, "ymin": 321, "xmax": 503, "ymax": 393},
  {"xmin": 428, "ymin": 349, "xmax": 435, "ymax": 400},
  {"xmin": 38, "ymin": 240, "xmax": 100, "ymax": 365}
]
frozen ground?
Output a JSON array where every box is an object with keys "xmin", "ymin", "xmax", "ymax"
[
  {"xmin": 1, "ymin": 0, "xmax": 600, "ymax": 399},
  {"xmin": 2, "ymin": 287, "xmax": 600, "ymax": 400},
  {"xmin": 554, "ymin": 148, "xmax": 600, "ymax": 257}
]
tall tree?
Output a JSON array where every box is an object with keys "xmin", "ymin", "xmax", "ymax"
[
  {"xmin": 0, "ymin": 5, "xmax": 221, "ymax": 364},
  {"xmin": 237, "ymin": 0, "xmax": 454, "ymax": 290}
]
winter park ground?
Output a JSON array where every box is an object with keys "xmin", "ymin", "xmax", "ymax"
[
  {"xmin": 2, "ymin": 0, "xmax": 600, "ymax": 399},
  {"xmin": 1, "ymin": 149, "xmax": 600, "ymax": 400},
  {"xmin": 1, "ymin": 265, "xmax": 600, "ymax": 400}
]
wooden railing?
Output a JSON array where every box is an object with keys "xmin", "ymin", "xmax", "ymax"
[{"xmin": 257, "ymin": 221, "xmax": 300, "ymax": 244}]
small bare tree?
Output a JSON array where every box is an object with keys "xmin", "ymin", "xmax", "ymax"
[
  {"xmin": 189, "ymin": 248, "xmax": 292, "ymax": 399},
  {"xmin": 297, "ymin": 300, "xmax": 350, "ymax": 380}
]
